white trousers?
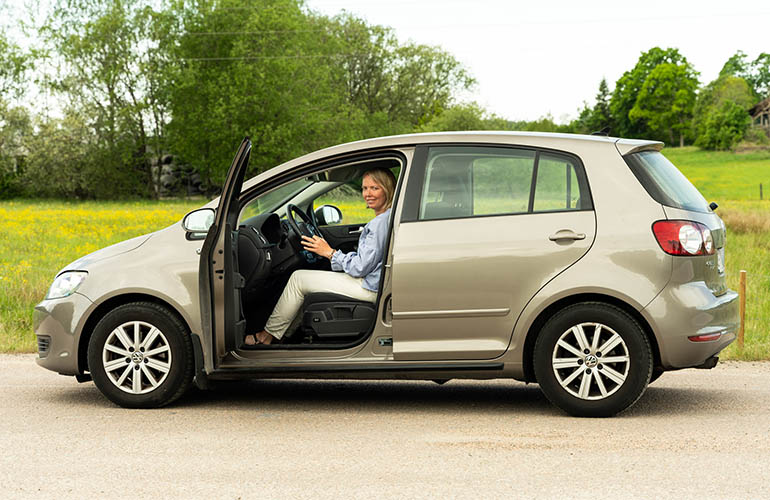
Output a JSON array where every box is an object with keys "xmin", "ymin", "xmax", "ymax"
[{"xmin": 265, "ymin": 270, "xmax": 377, "ymax": 339}]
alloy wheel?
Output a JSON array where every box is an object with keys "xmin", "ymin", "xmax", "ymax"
[
  {"xmin": 551, "ymin": 322, "xmax": 630, "ymax": 400},
  {"xmin": 101, "ymin": 320, "xmax": 172, "ymax": 394}
]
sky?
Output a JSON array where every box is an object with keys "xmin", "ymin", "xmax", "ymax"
[{"xmin": 306, "ymin": 0, "xmax": 770, "ymax": 123}]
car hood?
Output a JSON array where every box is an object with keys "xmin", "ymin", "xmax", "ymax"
[{"xmin": 57, "ymin": 233, "xmax": 154, "ymax": 275}]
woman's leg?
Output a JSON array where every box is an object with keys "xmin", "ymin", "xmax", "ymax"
[{"xmin": 255, "ymin": 269, "xmax": 376, "ymax": 342}]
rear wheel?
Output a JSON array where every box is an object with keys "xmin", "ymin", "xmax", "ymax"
[
  {"xmin": 87, "ymin": 302, "xmax": 193, "ymax": 408},
  {"xmin": 534, "ymin": 302, "xmax": 652, "ymax": 417}
]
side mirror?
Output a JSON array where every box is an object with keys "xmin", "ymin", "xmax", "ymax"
[
  {"xmin": 314, "ymin": 204, "xmax": 342, "ymax": 226},
  {"xmin": 182, "ymin": 208, "xmax": 215, "ymax": 233}
]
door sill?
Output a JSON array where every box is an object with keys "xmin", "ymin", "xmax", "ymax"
[{"xmin": 210, "ymin": 361, "xmax": 504, "ymax": 377}]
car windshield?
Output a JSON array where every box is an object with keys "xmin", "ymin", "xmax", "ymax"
[
  {"xmin": 240, "ymin": 177, "xmax": 313, "ymax": 220},
  {"xmin": 624, "ymin": 150, "xmax": 711, "ymax": 213}
]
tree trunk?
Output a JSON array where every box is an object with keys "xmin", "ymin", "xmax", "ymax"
[{"xmin": 679, "ymin": 132, "xmax": 684, "ymax": 148}]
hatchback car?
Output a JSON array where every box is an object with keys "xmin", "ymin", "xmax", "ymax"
[{"xmin": 34, "ymin": 132, "xmax": 738, "ymax": 416}]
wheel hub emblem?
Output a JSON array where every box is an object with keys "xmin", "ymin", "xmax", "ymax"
[
  {"xmin": 131, "ymin": 352, "xmax": 144, "ymax": 364},
  {"xmin": 584, "ymin": 354, "xmax": 598, "ymax": 368}
]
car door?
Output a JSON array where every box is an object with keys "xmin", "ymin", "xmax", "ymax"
[
  {"xmin": 198, "ymin": 138, "xmax": 251, "ymax": 370},
  {"xmin": 391, "ymin": 144, "xmax": 596, "ymax": 361}
]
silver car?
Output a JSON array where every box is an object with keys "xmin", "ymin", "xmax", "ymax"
[{"xmin": 34, "ymin": 132, "xmax": 738, "ymax": 416}]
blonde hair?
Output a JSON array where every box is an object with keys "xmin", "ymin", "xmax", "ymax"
[{"xmin": 363, "ymin": 168, "xmax": 397, "ymax": 209}]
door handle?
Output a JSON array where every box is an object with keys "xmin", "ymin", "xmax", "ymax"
[
  {"xmin": 348, "ymin": 226, "xmax": 364, "ymax": 234},
  {"xmin": 549, "ymin": 229, "xmax": 586, "ymax": 241}
]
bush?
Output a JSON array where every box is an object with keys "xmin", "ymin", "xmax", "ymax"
[
  {"xmin": 742, "ymin": 127, "xmax": 770, "ymax": 145},
  {"xmin": 0, "ymin": 171, "xmax": 24, "ymax": 199},
  {"xmin": 694, "ymin": 101, "xmax": 751, "ymax": 150}
]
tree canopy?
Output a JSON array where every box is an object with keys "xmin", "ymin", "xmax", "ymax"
[{"xmin": 1, "ymin": 3, "xmax": 770, "ymax": 199}]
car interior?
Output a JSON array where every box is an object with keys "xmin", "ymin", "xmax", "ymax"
[{"xmin": 233, "ymin": 157, "xmax": 402, "ymax": 350}]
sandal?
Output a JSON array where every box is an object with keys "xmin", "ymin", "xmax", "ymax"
[{"xmin": 244, "ymin": 333, "xmax": 259, "ymax": 346}]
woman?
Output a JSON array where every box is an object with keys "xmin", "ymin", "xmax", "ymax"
[{"xmin": 245, "ymin": 167, "xmax": 397, "ymax": 345}]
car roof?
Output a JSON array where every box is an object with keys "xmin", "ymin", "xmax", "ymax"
[
  {"xmin": 239, "ymin": 131, "xmax": 663, "ymax": 194},
  {"xmin": 325, "ymin": 130, "xmax": 657, "ymax": 152}
]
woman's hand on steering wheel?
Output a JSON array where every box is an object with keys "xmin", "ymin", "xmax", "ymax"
[{"xmin": 301, "ymin": 235, "xmax": 335, "ymax": 259}]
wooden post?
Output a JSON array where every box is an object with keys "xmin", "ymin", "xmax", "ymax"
[
  {"xmin": 739, "ymin": 270, "xmax": 747, "ymax": 349},
  {"xmin": 761, "ymin": 183, "xmax": 763, "ymax": 201}
]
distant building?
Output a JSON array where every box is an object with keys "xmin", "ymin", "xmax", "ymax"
[{"xmin": 749, "ymin": 97, "xmax": 770, "ymax": 131}]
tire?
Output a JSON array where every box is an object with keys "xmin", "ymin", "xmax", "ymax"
[
  {"xmin": 533, "ymin": 302, "xmax": 652, "ymax": 417},
  {"xmin": 649, "ymin": 368, "xmax": 664, "ymax": 384},
  {"xmin": 87, "ymin": 302, "xmax": 194, "ymax": 409}
]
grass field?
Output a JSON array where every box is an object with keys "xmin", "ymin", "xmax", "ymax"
[
  {"xmin": 0, "ymin": 199, "xmax": 204, "ymax": 351},
  {"xmin": 1, "ymin": 146, "xmax": 769, "ymax": 359},
  {"xmin": 663, "ymin": 147, "xmax": 770, "ymax": 201}
]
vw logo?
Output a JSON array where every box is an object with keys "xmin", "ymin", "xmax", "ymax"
[
  {"xmin": 131, "ymin": 352, "xmax": 144, "ymax": 364},
  {"xmin": 584, "ymin": 354, "xmax": 598, "ymax": 368}
]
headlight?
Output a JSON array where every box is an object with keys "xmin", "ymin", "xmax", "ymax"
[{"xmin": 46, "ymin": 272, "xmax": 87, "ymax": 299}]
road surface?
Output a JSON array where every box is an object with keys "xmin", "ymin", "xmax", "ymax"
[{"xmin": 2, "ymin": 354, "xmax": 769, "ymax": 499}]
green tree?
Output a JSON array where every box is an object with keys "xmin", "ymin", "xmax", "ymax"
[
  {"xmin": 693, "ymin": 75, "xmax": 756, "ymax": 150},
  {"xmin": 40, "ymin": 0, "xmax": 176, "ymax": 198},
  {"xmin": 611, "ymin": 47, "xmax": 690, "ymax": 138},
  {"xmin": 628, "ymin": 62, "xmax": 699, "ymax": 146},
  {"xmin": 0, "ymin": 101, "xmax": 32, "ymax": 198},
  {"xmin": 0, "ymin": 30, "xmax": 32, "ymax": 198},
  {"xmin": 166, "ymin": 0, "xmax": 350, "ymax": 188},
  {"xmin": 590, "ymin": 78, "xmax": 613, "ymax": 132},
  {"xmin": 22, "ymin": 111, "xmax": 99, "ymax": 197},
  {"xmin": 167, "ymin": 1, "xmax": 474, "ymax": 188},
  {"xmin": 694, "ymin": 101, "xmax": 751, "ymax": 150},
  {"xmin": 331, "ymin": 14, "xmax": 474, "ymax": 130},
  {"xmin": 418, "ymin": 102, "xmax": 512, "ymax": 132},
  {"xmin": 720, "ymin": 50, "xmax": 752, "ymax": 80},
  {"xmin": 0, "ymin": 31, "xmax": 30, "ymax": 98},
  {"xmin": 749, "ymin": 53, "xmax": 770, "ymax": 99}
]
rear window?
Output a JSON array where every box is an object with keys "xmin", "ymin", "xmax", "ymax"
[{"xmin": 624, "ymin": 151, "xmax": 710, "ymax": 213}]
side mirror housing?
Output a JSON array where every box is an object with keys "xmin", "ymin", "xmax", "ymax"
[
  {"xmin": 314, "ymin": 204, "xmax": 343, "ymax": 226},
  {"xmin": 182, "ymin": 208, "xmax": 215, "ymax": 233}
]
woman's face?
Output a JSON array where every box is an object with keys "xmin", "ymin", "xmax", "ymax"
[{"xmin": 362, "ymin": 174, "xmax": 387, "ymax": 214}]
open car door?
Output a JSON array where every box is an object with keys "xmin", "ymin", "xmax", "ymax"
[{"xmin": 198, "ymin": 138, "xmax": 251, "ymax": 372}]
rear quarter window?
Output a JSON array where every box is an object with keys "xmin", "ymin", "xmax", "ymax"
[{"xmin": 624, "ymin": 150, "xmax": 711, "ymax": 213}]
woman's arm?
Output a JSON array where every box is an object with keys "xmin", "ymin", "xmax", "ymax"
[{"xmin": 330, "ymin": 228, "xmax": 385, "ymax": 278}]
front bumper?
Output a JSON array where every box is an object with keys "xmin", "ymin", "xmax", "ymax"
[
  {"xmin": 33, "ymin": 292, "xmax": 93, "ymax": 375},
  {"xmin": 643, "ymin": 283, "xmax": 739, "ymax": 369}
]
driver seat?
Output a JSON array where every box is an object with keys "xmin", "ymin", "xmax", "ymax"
[{"xmin": 301, "ymin": 293, "xmax": 376, "ymax": 339}]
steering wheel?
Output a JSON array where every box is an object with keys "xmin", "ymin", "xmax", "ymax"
[{"xmin": 286, "ymin": 204, "xmax": 322, "ymax": 262}]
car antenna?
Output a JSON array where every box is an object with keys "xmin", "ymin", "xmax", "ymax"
[{"xmin": 591, "ymin": 126, "xmax": 611, "ymax": 136}]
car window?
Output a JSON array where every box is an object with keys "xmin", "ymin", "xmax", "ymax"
[
  {"xmin": 240, "ymin": 177, "xmax": 312, "ymax": 222},
  {"xmin": 312, "ymin": 166, "xmax": 401, "ymax": 226},
  {"xmin": 416, "ymin": 146, "xmax": 591, "ymax": 221},
  {"xmin": 624, "ymin": 150, "xmax": 710, "ymax": 213},
  {"xmin": 533, "ymin": 154, "xmax": 583, "ymax": 212},
  {"xmin": 313, "ymin": 181, "xmax": 371, "ymax": 226},
  {"xmin": 419, "ymin": 146, "xmax": 536, "ymax": 220}
]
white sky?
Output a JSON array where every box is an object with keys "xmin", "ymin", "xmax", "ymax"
[{"xmin": 307, "ymin": 0, "xmax": 770, "ymax": 123}]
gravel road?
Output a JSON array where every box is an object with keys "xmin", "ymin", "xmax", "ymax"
[{"xmin": 2, "ymin": 354, "xmax": 769, "ymax": 499}]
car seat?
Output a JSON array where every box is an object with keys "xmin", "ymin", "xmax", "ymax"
[{"xmin": 301, "ymin": 293, "xmax": 376, "ymax": 339}]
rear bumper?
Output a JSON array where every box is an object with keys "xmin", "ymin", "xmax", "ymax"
[
  {"xmin": 643, "ymin": 284, "xmax": 738, "ymax": 369},
  {"xmin": 33, "ymin": 292, "xmax": 92, "ymax": 376}
]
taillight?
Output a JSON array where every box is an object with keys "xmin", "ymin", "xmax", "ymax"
[{"xmin": 652, "ymin": 220, "xmax": 716, "ymax": 256}]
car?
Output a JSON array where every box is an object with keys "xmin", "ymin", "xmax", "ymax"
[{"xmin": 34, "ymin": 132, "xmax": 739, "ymax": 417}]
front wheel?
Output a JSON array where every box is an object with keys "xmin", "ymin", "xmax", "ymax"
[
  {"xmin": 87, "ymin": 302, "xmax": 194, "ymax": 408},
  {"xmin": 533, "ymin": 302, "xmax": 652, "ymax": 417}
]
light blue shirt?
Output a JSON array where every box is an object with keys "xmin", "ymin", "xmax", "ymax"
[{"xmin": 330, "ymin": 208, "xmax": 392, "ymax": 292}]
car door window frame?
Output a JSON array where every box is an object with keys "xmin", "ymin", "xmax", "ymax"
[{"xmin": 400, "ymin": 144, "xmax": 594, "ymax": 223}]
